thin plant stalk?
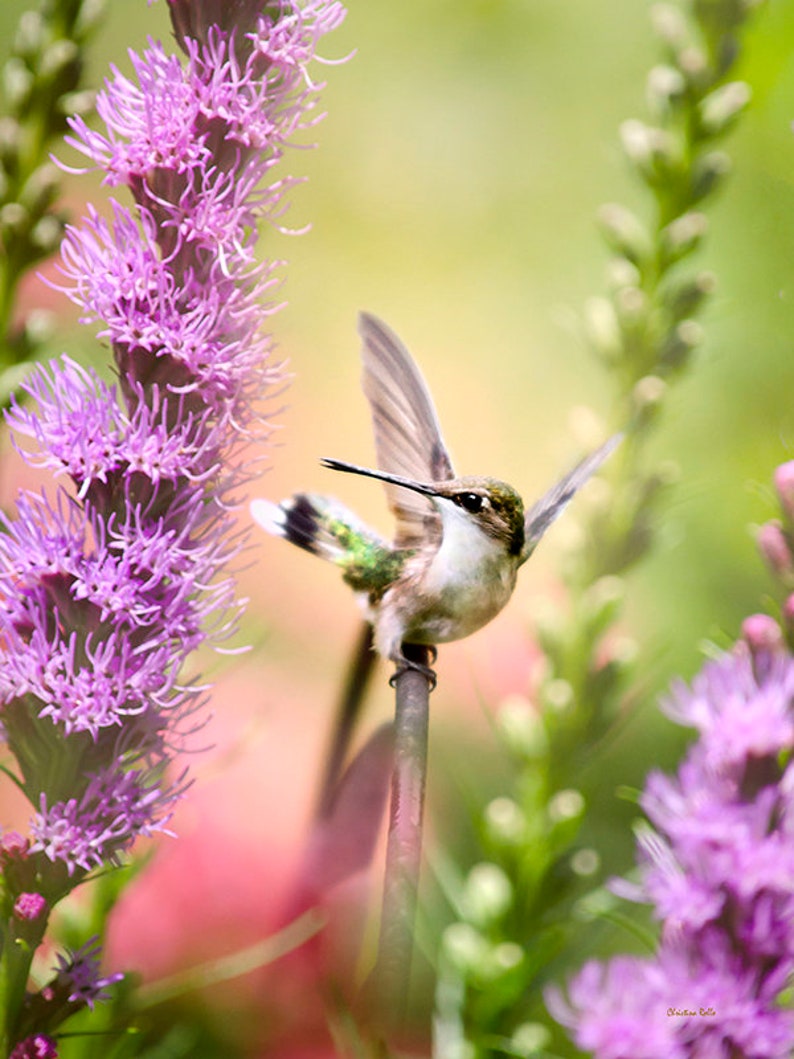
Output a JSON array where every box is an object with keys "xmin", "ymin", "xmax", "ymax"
[
  {"xmin": 375, "ymin": 643, "xmax": 433, "ymax": 1024},
  {"xmin": 315, "ymin": 623, "xmax": 377, "ymax": 820}
]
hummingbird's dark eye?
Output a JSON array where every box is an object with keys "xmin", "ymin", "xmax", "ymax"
[{"xmin": 456, "ymin": 492, "xmax": 485, "ymax": 514}]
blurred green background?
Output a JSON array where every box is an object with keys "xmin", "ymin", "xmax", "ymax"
[{"xmin": 3, "ymin": 0, "xmax": 794, "ymax": 1053}]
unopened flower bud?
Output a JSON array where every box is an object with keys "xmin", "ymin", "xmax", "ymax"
[
  {"xmin": 584, "ymin": 296, "xmax": 622, "ymax": 362},
  {"xmin": 660, "ymin": 212, "xmax": 708, "ymax": 266},
  {"xmin": 646, "ymin": 64, "xmax": 686, "ymax": 118},
  {"xmin": 15, "ymin": 11, "xmax": 45, "ymax": 57},
  {"xmin": 574, "ymin": 886, "xmax": 618, "ymax": 922},
  {"xmin": 597, "ymin": 203, "xmax": 652, "ymax": 269},
  {"xmin": 590, "ymin": 637, "xmax": 637, "ymax": 700},
  {"xmin": 547, "ymin": 790, "xmax": 587, "ymax": 850},
  {"xmin": 542, "ymin": 678, "xmax": 574, "ymax": 714},
  {"xmin": 774, "ymin": 462, "xmax": 794, "ymax": 524},
  {"xmin": 678, "ymin": 45, "xmax": 709, "ymax": 87},
  {"xmin": 461, "ymin": 863, "xmax": 513, "ymax": 927},
  {"xmin": 744, "ymin": 613, "xmax": 787, "ymax": 684},
  {"xmin": 1, "ymin": 832, "xmax": 29, "ymax": 861},
  {"xmin": 582, "ymin": 576, "xmax": 625, "ymax": 637},
  {"xmin": 664, "ymin": 271, "xmax": 716, "ymax": 321},
  {"xmin": 3, "ymin": 58, "xmax": 34, "ymax": 109},
  {"xmin": 605, "ymin": 258, "xmax": 641, "ymax": 291},
  {"xmin": 532, "ymin": 599, "xmax": 567, "ymax": 657},
  {"xmin": 632, "ymin": 375, "xmax": 667, "ymax": 428},
  {"xmin": 31, "ymin": 214, "xmax": 63, "ymax": 253},
  {"xmin": 60, "ymin": 88, "xmax": 97, "ymax": 117},
  {"xmin": 13, "ymin": 892, "xmax": 47, "ymax": 921},
  {"xmin": 571, "ymin": 848, "xmax": 600, "ymax": 877},
  {"xmin": 485, "ymin": 797, "xmax": 526, "ymax": 845},
  {"xmin": 650, "ymin": 3, "xmax": 687, "ymax": 47},
  {"xmin": 699, "ymin": 82, "xmax": 751, "ymax": 136},
  {"xmin": 40, "ymin": 39, "xmax": 79, "ymax": 81},
  {"xmin": 491, "ymin": 942, "xmax": 523, "ymax": 974},
  {"xmin": 0, "ymin": 202, "xmax": 28, "ymax": 236},
  {"xmin": 660, "ymin": 319, "xmax": 703, "ymax": 371},
  {"xmin": 9, "ymin": 1035, "xmax": 57, "ymax": 1059},
  {"xmin": 620, "ymin": 120, "xmax": 676, "ymax": 181},
  {"xmin": 0, "ymin": 117, "xmax": 21, "ymax": 161},
  {"xmin": 548, "ymin": 788, "xmax": 585, "ymax": 824},
  {"xmin": 442, "ymin": 922, "xmax": 489, "ymax": 975},
  {"xmin": 76, "ymin": 0, "xmax": 107, "ymax": 36},
  {"xmin": 742, "ymin": 614, "xmax": 784, "ymax": 657},
  {"xmin": 692, "ymin": 151, "xmax": 731, "ymax": 201},
  {"xmin": 757, "ymin": 521, "xmax": 794, "ymax": 580},
  {"xmin": 20, "ymin": 163, "xmax": 59, "ymax": 214},
  {"xmin": 498, "ymin": 695, "xmax": 547, "ymax": 758},
  {"xmin": 615, "ymin": 285, "xmax": 648, "ymax": 329},
  {"xmin": 24, "ymin": 309, "xmax": 55, "ymax": 346},
  {"xmin": 511, "ymin": 1022, "xmax": 551, "ymax": 1057}
]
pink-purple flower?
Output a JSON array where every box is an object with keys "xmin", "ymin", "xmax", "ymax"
[
  {"xmin": 549, "ymin": 638, "xmax": 794, "ymax": 1058},
  {"xmin": 9, "ymin": 1035, "xmax": 58, "ymax": 1059},
  {"xmin": 0, "ymin": 0, "xmax": 345, "ymax": 1047},
  {"xmin": 13, "ymin": 893, "xmax": 47, "ymax": 922}
]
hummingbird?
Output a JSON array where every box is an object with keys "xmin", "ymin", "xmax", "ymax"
[{"xmin": 251, "ymin": 312, "xmax": 621, "ymax": 686}]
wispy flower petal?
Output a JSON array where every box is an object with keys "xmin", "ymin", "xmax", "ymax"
[
  {"xmin": 550, "ymin": 644, "xmax": 794, "ymax": 1056},
  {"xmin": 0, "ymin": 0, "xmax": 346, "ymax": 1046}
]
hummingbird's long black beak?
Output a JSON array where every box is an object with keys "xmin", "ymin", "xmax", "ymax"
[{"xmin": 321, "ymin": 457, "xmax": 438, "ymax": 497}]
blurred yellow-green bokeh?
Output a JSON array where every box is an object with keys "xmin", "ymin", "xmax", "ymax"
[{"xmin": 3, "ymin": 0, "xmax": 794, "ymax": 1053}]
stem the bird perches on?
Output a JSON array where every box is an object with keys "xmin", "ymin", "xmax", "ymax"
[{"xmin": 375, "ymin": 643, "xmax": 432, "ymax": 1024}]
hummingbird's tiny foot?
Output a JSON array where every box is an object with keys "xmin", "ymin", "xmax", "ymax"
[{"xmin": 389, "ymin": 657, "xmax": 437, "ymax": 691}]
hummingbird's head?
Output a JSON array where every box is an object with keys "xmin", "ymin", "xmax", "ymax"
[
  {"xmin": 321, "ymin": 458, "xmax": 525, "ymax": 558},
  {"xmin": 431, "ymin": 478, "xmax": 525, "ymax": 557}
]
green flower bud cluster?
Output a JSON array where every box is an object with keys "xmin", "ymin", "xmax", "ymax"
[
  {"xmin": 545, "ymin": 0, "xmax": 762, "ymax": 773},
  {"xmin": 0, "ymin": 0, "xmax": 106, "ymax": 407},
  {"xmin": 435, "ymin": 2, "xmax": 764, "ymax": 1054},
  {"xmin": 589, "ymin": 4, "xmax": 755, "ymax": 396}
]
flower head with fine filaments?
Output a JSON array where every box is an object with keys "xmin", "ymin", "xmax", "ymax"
[
  {"xmin": 549, "ymin": 642, "xmax": 794, "ymax": 1058},
  {"xmin": 0, "ymin": 0, "xmax": 346, "ymax": 1047}
]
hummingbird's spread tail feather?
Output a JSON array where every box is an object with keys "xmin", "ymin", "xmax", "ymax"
[
  {"xmin": 251, "ymin": 493, "xmax": 409, "ymax": 601},
  {"xmin": 252, "ymin": 494, "xmax": 354, "ymax": 562}
]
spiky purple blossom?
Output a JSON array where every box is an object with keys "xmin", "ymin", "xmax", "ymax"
[
  {"xmin": 548, "ymin": 635, "xmax": 794, "ymax": 1058},
  {"xmin": 9, "ymin": 1035, "xmax": 57, "ymax": 1059},
  {"xmin": 0, "ymin": 0, "xmax": 345, "ymax": 1044},
  {"xmin": 2, "ymin": 0, "xmax": 343, "ymax": 879},
  {"xmin": 50, "ymin": 939, "xmax": 124, "ymax": 1010}
]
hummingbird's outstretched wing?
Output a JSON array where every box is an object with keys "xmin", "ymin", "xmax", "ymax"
[
  {"xmin": 358, "ymin": 312, "xmax": 454, "ymax": 549},
  {"xmin": 520, "ymin": 433, "xmax": 623, "ymax": 564}
]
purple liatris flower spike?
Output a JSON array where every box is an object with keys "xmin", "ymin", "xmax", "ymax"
[
  {"xmin": 548, "ymin": 635, "xmax": 794, "ymax": 1058},
  {"xmin": 0, "ymin": 0, "xmax": 345, "ymax": 1041}
]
